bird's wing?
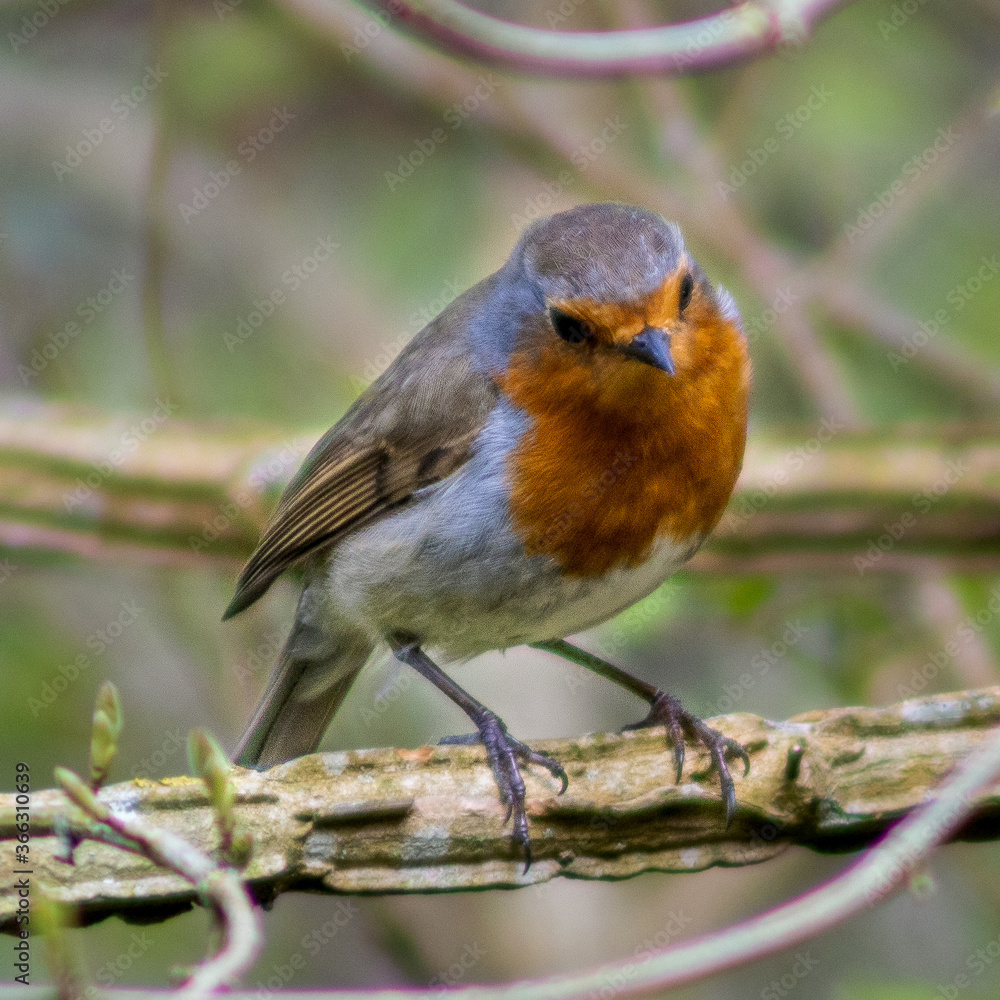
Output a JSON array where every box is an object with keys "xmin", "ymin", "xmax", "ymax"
[{"xmin": 224, "ymin": 320, "xmax": 499, "ymax": 619}]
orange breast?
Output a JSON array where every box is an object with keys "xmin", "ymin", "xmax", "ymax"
[{"xmin": 498, "ymin": 314, "xmax": 749, "ymax": 577}]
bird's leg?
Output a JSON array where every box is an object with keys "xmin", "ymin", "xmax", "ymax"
[
  {"xmin": 532, "ymin": 638, "xmax": 749, "ymax": 825},
  {"xmin": 391, "ymin": 641, "xmax": 568, "ymax": 869}
]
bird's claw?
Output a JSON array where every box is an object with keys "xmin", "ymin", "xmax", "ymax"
[
  {"xmin": 448, "ymin": 710, "xmax": 566, "ymax": 872},
  {"xmin": 624, "ymin": 691, "xmax": 750, "ymax": 826}
]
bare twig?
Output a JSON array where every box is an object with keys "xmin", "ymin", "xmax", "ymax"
[
  {"xmin": 363, "ymin": 0, "xmax": 849, "ymax": 76},
  {"xmin": 278, "ymin": 1, "xmax": 996, "ymax": 419},
  {"xmin": 52, "ymin": 770, "xmax": 262, "ymax": 998}
]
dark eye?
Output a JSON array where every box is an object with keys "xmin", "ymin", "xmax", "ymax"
[
  {"xmin": 678, "ymin": 273, "xmax": 694, "ymax": 314},
  {"xmin": 550, "ymin": 308, "xmax": 591, "ymax": 344}
]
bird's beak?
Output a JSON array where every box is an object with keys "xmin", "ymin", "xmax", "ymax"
[{"xmin": 620, "ymin": 327, "xmax": 675, "ymax": 375}]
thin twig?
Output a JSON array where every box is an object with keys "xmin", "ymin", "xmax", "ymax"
[
  {"xmin": 363, "ymin": 0, "xmax": 850, "ymax": 76},
  {"xmin": 507, "ymin": 715, "xmax": 1000, "ymax": 996},
  {"xmin": 55, "ymin": 772, "xmax": 262, "ymax": 998},
  {"xmin": 289, "ymin": 1, "xmax": 996, "ymax": 418}
]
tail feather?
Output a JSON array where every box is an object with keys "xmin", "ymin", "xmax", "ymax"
[{"xmin": 235, "ymin": 628, "xmax": 372, "ymax": 768}]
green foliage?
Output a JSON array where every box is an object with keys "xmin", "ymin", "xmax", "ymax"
[
  {"xmin": 188, "ymin": 728, "xmax": 252, "ymax": 867},
  {"xmin": 89, "ymin": 680, "xmax": 123, "ymax": 790}
]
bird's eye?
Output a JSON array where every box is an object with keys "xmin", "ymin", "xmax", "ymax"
[
  {"xmin": 678, "ymin": 273, "xmax": 694, "ymax": 314},
  {"xmin": 550, "ymin": 308, "xmax": 591, "ymax": 344}
]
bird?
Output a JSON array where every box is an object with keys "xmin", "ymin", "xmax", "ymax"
[{"xmin": 225, "ymin": 202, "xmax": 751, "ymax": 866}]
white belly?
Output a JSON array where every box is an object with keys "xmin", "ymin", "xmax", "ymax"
[{"xmin": 320, "ymin": 404, "xmax": 691, "ymax": 660}]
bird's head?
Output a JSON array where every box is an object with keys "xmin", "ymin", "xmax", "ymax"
[{"xmin": 494, "ymin": 203, "xmax": 746, "ymax": 415}]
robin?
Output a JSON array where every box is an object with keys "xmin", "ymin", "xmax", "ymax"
[{"xmin": 226, "ymin": 202, "xmax": 751, "ymax": 864}]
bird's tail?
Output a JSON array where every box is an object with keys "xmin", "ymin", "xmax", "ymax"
[{"xmin": 234, "ymin": 622, "xmax": 372, "ymax": 768}]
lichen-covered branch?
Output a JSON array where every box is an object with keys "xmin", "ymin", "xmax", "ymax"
[
  {"xmin": 4, "ymin": 686, "xmax": 1000, "ymax": 932},
  {"xmin": 2, "ymin": 402, "xmax": 999, "ymax": 574}
]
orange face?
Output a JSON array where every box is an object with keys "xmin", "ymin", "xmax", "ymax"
[
  {"xmin": 552, "ymin": 265, "xmax": 689, "ymax": 346},
  {"xmin": 499, "ymin": 264, "xmax": 750, "ymax": 577}
]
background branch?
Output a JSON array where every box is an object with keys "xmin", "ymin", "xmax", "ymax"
[
  {"xmin": 2, "ymin": 402, "xmax": 999, "ymax": 574},
  {"xmin": 282, "ymin": 1, "xmax": 1000, "ymax": 423},
  {"xmin": 361, "ymin": 0, "xmax": 849, "ymax": 76},
  {"xmin": 4, "ymin": 686, "xmax": 1000, "ymax": 931}
]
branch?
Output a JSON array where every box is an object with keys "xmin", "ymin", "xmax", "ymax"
[
  {"xmin": 362, "ymin": 0, "xmax": 849, "ymax": 76},
  {"xmin": 4, "ymin": 686, "xmax": 1000, "ymax": 932},
  {"xmin": 3, "ymin": 402, "xmax": 1000, "ymax": 574},
  {"xmin": 52, "ymin": 769, "xmax": 261, "ymax": 998},
  {"xmin": 282, "ymin": 5, "xmax": 997, "ymax": 420}
]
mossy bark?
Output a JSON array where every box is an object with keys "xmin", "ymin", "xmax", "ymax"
[{"xmin": 3, "ymin": 687, "xmax": 1000, "ymax": 931}]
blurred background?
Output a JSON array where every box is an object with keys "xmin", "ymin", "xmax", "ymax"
[{"xmin": 1, "ymin": 0, "xmax": 1000, "ymax": 996}]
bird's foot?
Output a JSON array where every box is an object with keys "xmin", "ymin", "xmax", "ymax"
[
  {"xmin": 624, "ymin": 691, "xmax": 749, "ymax": 825},
  {"xmin": 441, "ymin": 711, "xmax": 568, "ymax": 871}
]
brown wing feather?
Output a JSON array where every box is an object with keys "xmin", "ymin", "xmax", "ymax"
[
  {"xmin": 224, "ymin": 291, "xmax": 500, "ymax": 619},
  {"xmin": 223, "ymin": 450, "xmax": 381, "ymax": 618}
]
